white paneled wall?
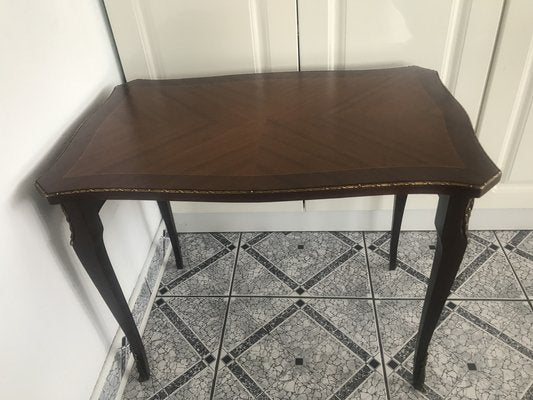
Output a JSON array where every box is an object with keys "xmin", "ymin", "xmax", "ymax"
[{"xmin": 105, "ymin": 0, "xmax": 533, "ymax": 229}]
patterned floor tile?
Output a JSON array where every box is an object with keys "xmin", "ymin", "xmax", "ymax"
[
  {"xmin": 115, "ymin": 230, "xmax": 533, "ymax": 400},
  {"xmin": 232, "ymin": 232, "xmax": 370, "ymax": 297},
  {"xmin": 496, "ymin": 230, "xmax": 533, "ymax": 297},
  {"xmin": 366, "ymin": 231, "xmax": 523, "ymax": 299},
  {"xmin": 377, "ymin": 299, "xmax": 533, "ymax": 399},
  {"xmin": 214, "ymin": 297, "xmax": 385, "ymax": 399},
  {"xmin": 158, "ymin": 233, "xmax": 238, "ymax": 296},
  {"xmin": 122, "ymin": 297, "xmax": 227, "ymax": 400},
  {"xmin": 453, "ymin": 250, "xmax": 526, "ymax": 299}
]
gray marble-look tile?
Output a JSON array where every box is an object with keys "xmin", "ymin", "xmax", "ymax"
[
  {"xmin": 99, "ymin": 349, "xmax": 123, "ymax": 400},
  {"xmin": 345, "ymin": 371, "xmax": 387, "ymax": 400},
  {"xmin": 375, "ymin": 300, "xmax": 424, "ymax": 357},
  {"xmin": 460, "ymin": 300, "xmax": 533, "ymax": 355},
  {"xmin": 306, "ymin": 251, "xmax": 371, "ymax": 297},
  {"xmin": 383, "ymin": 299, "xmax": 533, "ymax": 399},
  {"xmin": 496, "ymin": 230, "xmax": 533, "ymax": 297},
  {"xmin": 308, "ymin": 299, "xmax": 378, "ymax": 356},
  {"xmin": 161, "ymin": 250, "xmax": 237, "ymax": 296},
  {"xmin": 445, "ymin": 339, "xmax": 532, "ymax": 399},
  {"xmin": 216, "ymin": 297, "xmax": 384, "ymax": 400},
  {"xmin": 231, "ymin": 250, "xmax": 294, "ymax": 296},
  {"xmin": 514, "ymin": 231, "xmax": 533, "ymax": 255},
  {"xmin": 233, "ymin": 231, "xmax": 369, "ymax": 296},
  {"xmin": 122, "ymin": 297, "xmax": 227, "ymax": 400},
  {"xmin": 166, "ymin": 367, "xmax": 213, "ymax": 400},
  {"xmin": 160, "ymin": 233, "xmax": 238, "ymax": 286},
  {"xmin": 223, "ymin": 297, "xmax": 292, "ymax": 351},
  {"xmin": 212, "ymin": 366, "xmax": 254, "ymax": 399},
  {"xmin": 453, "ymin": 250, "xmax": 525, "ymax": 299},
  {"xmin": 132, "ymin": 280, "xmax": 152, "ymax": 328},
  {"xmin": 367, "ymin": 251, "xmax": 427, "ymax": 298},
  {"xmin": 122, "ymin": 307, "xmax": 200, "ymax": 400},
  {"xmin": 507, "ymin": 252, "xmax": 533, "ymax": 297},
  {"xmin": 365, "ymin": 231, "xmax": 495, "ymax": 278}
]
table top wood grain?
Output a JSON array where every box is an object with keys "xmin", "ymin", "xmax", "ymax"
[{"xmin": 36, "ymin": 66, "xmax": 500, "ymax": 204}]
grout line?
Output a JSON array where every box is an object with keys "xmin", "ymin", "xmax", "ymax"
[
  {"xmin": 209, "ymin": 233, "xmax": 243, "ymax": 400},
  {"xmin": 494, "ymin": 231, "xmax": 533, "ymax": 311},
  {"xmin": 362, "ymin": 232, "xmax": 391, "ymax": 400}
]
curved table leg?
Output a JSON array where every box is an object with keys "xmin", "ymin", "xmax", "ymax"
[
  {"xmin": 61, "ymin": 200, "xmax": 150, "ymax": 381},
  {"xmin": 157, "ymin": 201, "xmax": 183, "ymax": 269},
  {"xmin": 389, "ymin": 194, "xmax": 407, "ymax": 270},
  {"xmin": 412, "ymin": 194, "xmax": 473, "ymax": 389}
]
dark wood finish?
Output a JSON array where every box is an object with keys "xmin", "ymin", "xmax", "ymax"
[
  {"xmin": 389, "ymin": 194, "xmax": 407, "ymax": 270},
  {"xmin": 35, "ymin": 67, "xmax": 501, "ymax": 387},
  {"xmin": 412, "ymin": 194, "xmax": 473, "ymax": 389},
  {"xmin": 157, "ymin": 201, "xmax": 183, "ymax": 269},
  {"xmin": 61, "ymin": 200, "xmax": 150, "ymax": 381},
  {"xmin": 36, "ymin": 67, "xmax": 500, "ymax": 204}
]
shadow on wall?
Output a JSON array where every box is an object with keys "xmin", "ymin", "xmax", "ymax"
[{"xmin": 11, "ymin": 88, "xmax": 115, "ymax": 348}]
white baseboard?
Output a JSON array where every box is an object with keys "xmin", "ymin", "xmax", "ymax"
[{"xmin": 173, "ymin": 208, "xmax": 533, "ymax": 232}]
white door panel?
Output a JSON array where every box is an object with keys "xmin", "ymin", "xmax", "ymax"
[{"xmin": 105, "ymin": 0, "xmax": 533, "ymax": 229}]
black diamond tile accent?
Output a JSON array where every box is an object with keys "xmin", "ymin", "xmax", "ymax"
[
  {"xmin": 505, "ymin": 244, "xmax": 515, "ymax": 251},
  {"xmin": 489, "ymin": 244, "xmax": 499, "ymax": 250},
  {"xmin": 222, "ymin": 354, "xmax": 233, "ymax": 364},
  {"xmin": 446, "ymin": 301, "xmax": 457, "ymax": 310},
  {"xmin": 295, "ymin": 299, "xmax": 305, "ymax": 308},
  {"xmin": 387, "ymin": 359, "xmax": 398, "ymax": 370},
  {"xmin": 297, "ymin": 244, "xmax": 304, "ymax": 249},
  {"xmin": 429, "ymin": 244, "xmax": 436, "ymax": 250},
  {"xmin": 368, "ymin": 244, "xmax": 377, "ymax": 251},
  {"xmin": 467, "ymin": 362, "xmax": 477, "ymax": 371},
  {"xmin": 155, "ymin": 298, "xmax": 164, "ymax": 306},
  {"xmin": 296, "ymin": 287, "xmax": 305, "ymax": 295},
  {"xmin": 241, "ymin": 244, "xmax": 249, "ymax": 250},
  {"xmin": 228, "ymin": 244, "xmax": 236, "ymax": 250},
  {"xmin": 159, "ymin": 287, "xmax": 168, "ymax": 295},
  {"xmin": 368, "ymin": 358, "xmax": 380, "ymax": 369},
  {"xmin": 295, "ymin": 357, "xmax": 304, "ymax": 365},
  {"xmin": 205, "ymin": 354, "xmax": 215, "ymax": 364},
  {"xmin": 354, "ymin": 244, "xmax": 363, "ymax": 251}
]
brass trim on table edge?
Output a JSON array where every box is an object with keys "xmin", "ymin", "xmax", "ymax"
[{"xmin": 36, "ymin": 172, "xmax": 501, "ymax": 199}]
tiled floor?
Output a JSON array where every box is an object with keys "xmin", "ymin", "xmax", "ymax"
[{"xmin": 121, "ymin": 231, "xmax": 533, "ymax": 400}]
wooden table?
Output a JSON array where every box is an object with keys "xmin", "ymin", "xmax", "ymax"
[{"xmin": 36, "ymin": 66, "xmax": 500, "ymax": 389}]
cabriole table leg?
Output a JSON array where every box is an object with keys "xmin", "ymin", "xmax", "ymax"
[
  {"xmin": 412, "ymin": 194, "xmax": 473, "ymax": 389},
  {"xmin": 157, "ymin": 201, "xmax": 183, "ymax": 269},
  {"xmin": 389, "ymin": 194, "xmax": 407, "ymax": 270},
  {"xmin": 61, "ymin": 200, "xmax": 150, "ymax": 381}
]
